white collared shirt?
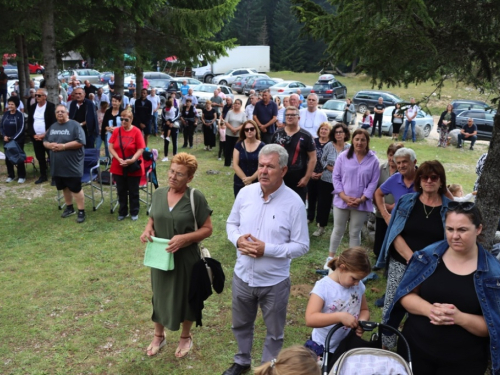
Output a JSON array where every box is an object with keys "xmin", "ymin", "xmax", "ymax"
[
  {"xmin": 245, "ymin": 104, "xmax": 255, "ymax": 121},
  {"xmin": 226, "ymin": 182, "xmax": 309, "ymax": 287},
  {"xmin": 299, "ymin": 108, "xmax": 328, "ymax": 137},
  {"xmin": 33, "ymin": 102, "xmax": 47, "ymax": 135}
]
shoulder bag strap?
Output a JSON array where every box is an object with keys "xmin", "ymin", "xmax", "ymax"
[{"xmin": 189, "ymin": 188, "xmax": 206, "ymax": 261}]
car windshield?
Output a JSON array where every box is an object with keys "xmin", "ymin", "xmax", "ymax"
[
  {"xmin": 196, "ymin": 84, "xmax": 217, "ymax": 93},
  {"xmin": 387, "ymin": 93, "xmax": 403, "ymax": 102},
  {"xmin": 273, "ymin": 82, "xmax": 288, "ymax": 87},
  {"xmin": 322, "ymin": 101, "xmax": 345, "ymax": 110},
  {"xmin": 313, "ymin": 83, "xmax": 330, "ymax": 90},
  {"xmin": 224, "ymin": 69, "xmax": 237, "ymax": 75}
]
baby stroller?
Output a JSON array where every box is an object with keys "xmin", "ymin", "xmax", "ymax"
[{"xmin": 322, "ymin": 321, "xmax": 413, "ymax": 375}]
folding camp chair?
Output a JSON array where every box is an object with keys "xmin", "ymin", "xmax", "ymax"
[
  {"xmin": 57, "ymin": 148, "xmax": 104, "ymax": 211},
  {"xmin": 24, "ymin": 156, "xmax": 38, "ymax": 178}
]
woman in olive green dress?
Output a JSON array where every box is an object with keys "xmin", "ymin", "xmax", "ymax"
[{"xmin": 140, "ymin": 152, "xmax": 213, "ymax": 358}]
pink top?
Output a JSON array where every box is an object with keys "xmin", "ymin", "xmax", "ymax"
[{"xmin": 219, "ymin": 126, "xmax": 226, "ymax": 142}]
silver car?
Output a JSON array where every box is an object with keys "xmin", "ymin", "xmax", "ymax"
[
  {"xmin": 320, "ymin": 99, "xmax": 356, "ymax": 125},
  {"xmin": 269, "ymin": 80, "xmax": 312, "ymax": 97},
  {"xmin": 58, "ymin": 69, "xmax": 102, "ymax": 84},
  {"xmin": 192, "ymin": 84, "xmax": 234, "ymax": 109},
  {"xmin": 212, "ymin": 68, "xmax": 259, "ymax": 85},
  {"xmin": 380, "ymin": 106, "xmax": 433, "ymax": 137}
]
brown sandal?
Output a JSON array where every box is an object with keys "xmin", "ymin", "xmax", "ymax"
[
  {"xmin": 175, "ymin": 333, "xmax": 193, "ymax": 358},
  {"xmin": 146, "ymin": 332, "xmax": 166, "ymax": 357}
]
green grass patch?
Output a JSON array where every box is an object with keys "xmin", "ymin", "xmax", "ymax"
[{"xmin": 0, "ymin": 131, "xmax": 484, "ymax": 374}]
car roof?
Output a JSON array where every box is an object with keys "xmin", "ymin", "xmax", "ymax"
[
  {"xmin": 457, "ymin": 109, "xmax": 495, "ymax": 115},
  {"xmin": 451, "ymin": 99, "xmax": 487, "ymax": 104}
]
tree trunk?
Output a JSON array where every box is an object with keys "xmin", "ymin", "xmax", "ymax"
[
  {"xmin": 134, "ymin": 25, "xmax": 144, "ymax": 95},
  {"xmin": 113, "ymin": 22, "xmax": 125, "ymax": 96},
  {"xmin": 15, "ymin": 35, "xmax": 27, "ymax": 107},
  {"xmin": 22, "ymin": 36, "xmax": 31, "ymax": 87},
  {"xmin": 41, "ymin": 0, "xmax": 59, "ymax": 104},
  {"xmin": 475, "ymin": 102, "xmax": 500, "ymax": 250}
]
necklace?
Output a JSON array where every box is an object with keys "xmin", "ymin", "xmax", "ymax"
[{"xmin": 423, "ymin": 202, "xmax": 436, "ymax": 219}]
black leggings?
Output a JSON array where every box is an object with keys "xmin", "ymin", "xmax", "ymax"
[
  {"xmin": 164, "ymin": 127, "xmax": 178, "ymax": 156},
  {"xmin": 316, "ymin": 180, "xmax": 334, "ymax": 227},
  {"xmin": 373, "ymin": 216, "xmax": 388, "ymax": 258},
  {"xmin": 224, "ymin": 136, "xmax": 238, "ymax": 166},
  {"xmin": 182, "ymin": 121, "xmax": 195, "ymax": 147},
  {"xmin": 307, "ymin": 178, "xmax": 321, "ymax": 222}
]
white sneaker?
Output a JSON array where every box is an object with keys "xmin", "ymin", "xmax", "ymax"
[
  {"xmin": 161, "ymin": 157, "xmax": 169, "ymax": 162},
  {"xmin": 218, "ymin": 158, "xmax": 222, "ymax": 161},
  {"xmin": 312, "ymin": 227, "xmax": 325, "ymax": 237},
  {"xmin": 18, "ymin": 178, "xmax": 26, "ymax": 184},
  {"xmin": 166, "ymin": 137, "xmax": 170, "ymax": 141},
  {"xmin": 6, "ymin": 177, "xmax": 14, "ymax": 183},
  {"xmin": 324, "ymin": 256, "xmax": 333, "ymax": 270},
  {"xmin": 160, "ymin": 134, "xmax": 164, "ymax": 139}
]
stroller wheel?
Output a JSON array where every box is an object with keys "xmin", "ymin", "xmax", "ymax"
[{"xmin": 370, "ymin": 333, "xmax": 379, "ymax": 342}]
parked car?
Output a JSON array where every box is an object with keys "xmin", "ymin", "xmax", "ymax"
[
  {"xmin": 451, "ymin": 99, "xmax": 491, "ymax": 115},
  {"xmin": 147, "ymin": 78, "xmax": 180, "ymax": 98},
  {"xmin": 455, "ymin": 109, "xmax": 496, "ymax": 140},
  {"xmin": 212, "ymin": 68, "xmax": 259, "ymax": 85},
  {"xmin": 352, "ymin": 90, "xmax": 403, "ymax": 113},
  {"xmin": 243, "ymin": 77, "xmax": 279, "ymax": 95},
  {"xmin": 320, "ymin": 99, "xmax": 356, "ymax": 124},
  {"xmin": 311, "ymin": 74, "xmax": 347, "ymax": 103},
  {"xmin": 192, "ymin": 84, "xmax": 234, "ymax": 109},
  {"xmin": 143, "ymin": 71, "xmax": 173, "ymax": 80},
  {"xmin": 58, "ymin": 69, "xmax": 101, "ymax": 84},
  {"xmin": 3, "ymin": 64, "xmax": 18, "ymax": 79},
  {"xmin": 172, "ymin": 77, "xmax": 202, "ymax": 86},
  {"xmin": 231, "ymin": 74, "xmax": 267, "ymax": 94},
  {"xmin": 269, "ymin": 80, "xmax": 313, "ymax": 97},
  {"xmin": 379, "ymin": 106, "xmax": 433, "ymax": 137},
  {"xmin": 28, "ymin": 63, "xmax": 44, "ymax": 74}
]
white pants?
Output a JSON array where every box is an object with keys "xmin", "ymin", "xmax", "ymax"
[{"xmin": 329, "ymin": 207, "xmax": 368, "ymax": 255}]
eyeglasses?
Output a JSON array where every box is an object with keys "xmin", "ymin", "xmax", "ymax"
[
  {"xmin": 120, "ymin": 117, "xmax": 131, "ymax": 122},
  {"xmin": 307, "ymin": 99, "xmax": 317, "ymax": 101},
  {"xmin": 285, "ymin": 114, "xmax": 298, "ymax": 117},
  {"xmin": 448, "ymin": 201, "xmax": 475, "ymax": 211},
  {"xmin": 335, "ymin": 131, "xmax": 344, "ymax": 135},
  {"xmin": 55, "ymin": 110, "xmax": 66, "ymax": 114},
  {"xmin": 168, "ymin": 169, "xmax": 186, "ymax": 178},
  {"xmin": 420, "ymin": 174, "xmax": 439, "ymax": 182},
  {"xmin": 244, "ymin": 128, "xmax": 255, "ymax": 132},
  {"xmin": 35, "ymin": 94, "xmax": 45, "ymax": 97}
]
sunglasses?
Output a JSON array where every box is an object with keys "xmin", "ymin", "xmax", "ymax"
[
  {"xmin": 420, "ymin": 174, "xmax": 439, "ymax": 182},
  {"xmin": 244, "ymin": 128, "xmax": 255, "ymax": 132},
  {"xmin": 120, "ymin": 117, "xmax": 131, "ymax": 122},
  {"xmin": 35, "ymin": 94, "xmax": 45, "ymax": 97},
  {"xmin": 448, "ymin": 201, "xmax": 475, "ymax": 211}
]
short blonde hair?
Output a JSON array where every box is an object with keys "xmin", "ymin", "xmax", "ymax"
[
  {"xmin": 254, "ymin": 346, "xmax": 320, "ymax": 375},
  {"xmin": 171, "ymin": 153, "xmax": 198, "ymax": 177},
  {"xmin": 316, "ymin": 121, "xmax": 332, "ymax": 137}
]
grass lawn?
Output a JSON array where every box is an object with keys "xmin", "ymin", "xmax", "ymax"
[
  {"xmin": 0, "ymin": 129, "xmax": 486, "ymax": 374},
  {"xmin": 272, "ymin": 71, "xmax": 495, "ymax": 114}
]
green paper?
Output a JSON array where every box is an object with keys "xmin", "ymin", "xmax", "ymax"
[{"xmin": 143, "ymin": 237, "xmax": 174, "ymax": 271}]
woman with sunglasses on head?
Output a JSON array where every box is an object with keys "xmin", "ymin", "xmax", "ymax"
[
  {"xmin": 385, "ymin": 203, "xmax": 499, "ymax": 375},
  {"xmin": 102, "ymin": 94, "xmax": 124, "ymax": 156},
  {"xmin": 376, "ymin": 160, "xmax": 451, "ymax": 349},
  {"xmin": 108, "ymin": 110, "xmax": 145, "ymax": 221},
  {"xmin": 232, "ymin": 120, "xmax": 265, "ymax": 197}
]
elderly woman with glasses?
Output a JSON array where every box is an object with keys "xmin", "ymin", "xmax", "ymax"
[
  {"xmin": 232, "ymin": 120, "xmax": 265, "ymax": 197},
  {"xmin": 108, "ymin": 109, "xmax": 145, "ymax": 221},
  {"xmin": 376, "ymin": 160, "xmax": 451, "ymax": 350},
  {"xmin": 385, "ymin": 202, "xmax": 499, "ymax": 375},
  {"xmin": 140, "ymin": 153, "xmax": 212, "ymax": 358}
]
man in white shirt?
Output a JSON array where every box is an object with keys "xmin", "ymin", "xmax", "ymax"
[
  {"xmin": 402, "ymin": 97, "xmax": 419, "ymax": 143},
  {"xmin": 95, "ymin": 88, "xmax": 109, "ymax": 109},
  {"xmin": 244, "ymin": 94, "xmax": 257, "ymax": 120},
  {"xmin": 147, "ymin": 88, "xmax": 161, "ymax": 136},
  {"xmin": 27, "ymin": 88, "xmax": 57, "ymax": 184},
  {"xmin": 182, "ymin": 88, "xmax": 198, "ymax": 108},
  {"xmin": 224, "ymin": 144, "xmax": 309, "ymax": 375},
  {"xmin": 299, "ymin": 93, "xmax": 328, "ymax": 137}
]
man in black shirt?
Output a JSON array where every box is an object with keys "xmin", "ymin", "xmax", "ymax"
[
  {"xmin": 68, "ymin": 87, "xmax": 98, "ymax": 148},
  {"xmin": 83, "ymin": 80, "xmax": 98, "ymax": 99},
  {"xmin": 372, "ymin": 96, "xmax": 385, "ymax": 138},
  {"xmin": 271, "ymin": 106, "xmax": 316, "ymax": 202},
  {"xmin": 132, "ymin": 88, "xmax": 152, "ymax": 146}
]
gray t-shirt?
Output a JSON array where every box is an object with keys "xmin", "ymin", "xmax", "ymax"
[
  {"xmin": 44, "ymin": 120, "xmax": 86, "ymax": 178},
  {"xmin": 225, "ymin": 110, "xmax": 246, "ymax": 137},
  {"xmin": 210, "ymin": 95, "xmax": 223, "ymax": 115}
]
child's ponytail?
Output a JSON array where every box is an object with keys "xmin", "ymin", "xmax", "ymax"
[{"xmin": 328, "ymin": 247, "xmax": 371, "ymax": 275}]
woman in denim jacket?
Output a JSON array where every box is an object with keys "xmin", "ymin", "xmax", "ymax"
[
  {"xmin": 385, "ymin": 203, "xmax": 500, "ymax": 375},
  {"xmin": 375, "ymin": 161, "xmax": 451, "ymax": 348}
]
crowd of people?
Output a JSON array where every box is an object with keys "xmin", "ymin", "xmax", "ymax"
[{"xmin": 1, "ymin": 77, "xmax": 499, "ymax": 374}]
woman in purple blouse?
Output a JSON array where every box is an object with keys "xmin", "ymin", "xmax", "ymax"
[{"xmin": 324, "ymin": 128, "xmax": 380, "ymax": 268}]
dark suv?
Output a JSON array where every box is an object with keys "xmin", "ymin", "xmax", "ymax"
[
  {"xmin": 352, "ymin": 90, "xmax": 403, "ymax": 113},
  {"xmin": 451, "ymin": 100, "xmax": 491, "ymax": 115},
  {"xmin": 311, "ymin": 74, "xmax": 347, "ymax": 103},
  {"xmin": 243, "ymin": 77, "xmax": 279, "ymax": 95},
  {"xmin": 455, "ymin": 109, "xmax": 496, "ymax": 140}
]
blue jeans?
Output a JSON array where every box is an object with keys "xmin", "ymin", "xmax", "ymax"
[
  {"xmin": 402, "ymin": 120, "xmax": 415, "ymax": 142},
  {"xmin": 96, "ymin": 136, "xmax": 110, "ymax": 158},
  {"xmin": 457, "ymin": 133, "xmax": 477, "ymax": 147},
  {"xmin": 151, "ymin": 112, "xmax": 158, "ymax": 135}
]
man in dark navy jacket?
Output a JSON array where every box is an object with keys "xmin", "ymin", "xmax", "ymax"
[{"xmin": 68, "ymin": 87, "xmax": 98, "ymax": 148}]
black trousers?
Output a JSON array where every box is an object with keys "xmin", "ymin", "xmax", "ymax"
[
  {"xmin": 219, "ymin": 140, "xmax": 225, "ymax": 158},
  {"xmin": 4, "ymin": 140, "xmax": 26, "ymax": 179},
  {"xmin": 32, "ymin": 138, "xmax": 50, "ymax": 177},
  {"xmin": 182, "ymin": 121, "xmax": 195, "ymax": 147},
  {"xmin": 261, "ymin": 132, "xmax": 273, "ymax": 144},
  {"xmin": 373, "ymin": 216, "xmax": 388, "ymax": 258},
  {"xmin": 224, "ymin": 136, "xmax": 238, "ymax": 166},
  {"xmin": 164, "ymin": 127, "xmax": 178, "ymax": 156},
  {"xmin": 307, "ymin": 178, "xmax": 321, "ymax": 222},
  {"xmin": 316, "ymin": 179, "xmax": 334, "ymax": 227},
  {"xmin": 372, "ymin": 115, "xmax": 383, "ymax": 137},
  {"xmin": 114, "ymin": 174, "xmax": 141, "ymax": 216}
]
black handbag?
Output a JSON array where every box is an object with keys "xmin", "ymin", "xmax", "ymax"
[{"xmin": 118, "ymin": 127, "xmax": 141, "ymax": 173}]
